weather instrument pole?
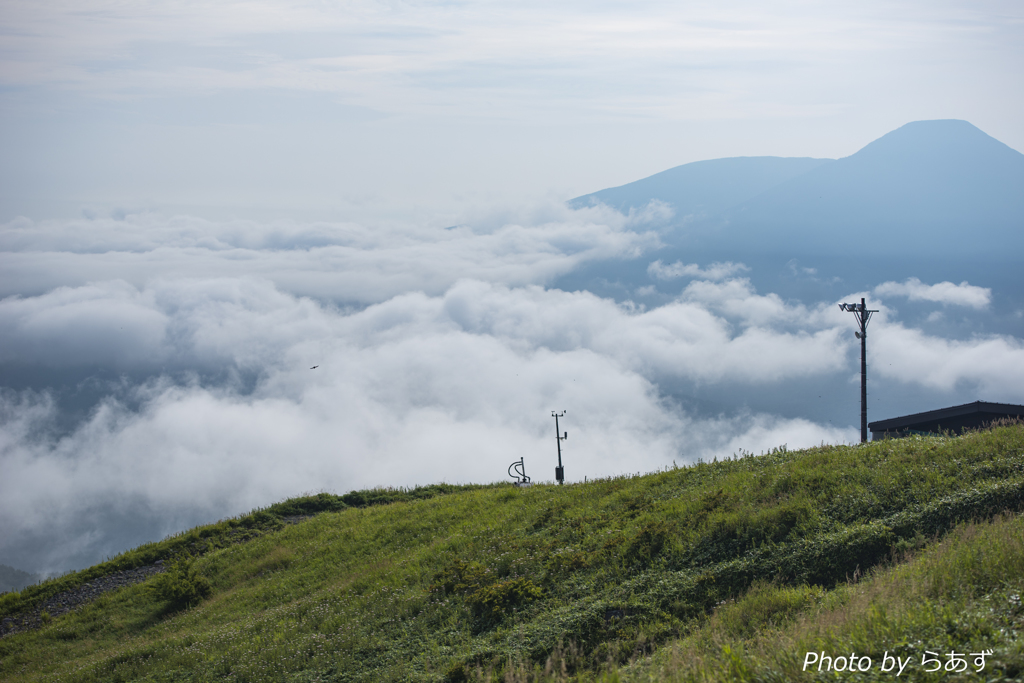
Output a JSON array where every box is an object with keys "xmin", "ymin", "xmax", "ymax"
[
  {"xmin": 551, "ymin": 411, "xmax": 567, "ymax": 484},
  {"xmin": 838, "ymin": 298, "xmax": 878, "ymax": 443},
  {"xmin": 508, "ymin": 457, "xmax": 530, "ymax": 486}
]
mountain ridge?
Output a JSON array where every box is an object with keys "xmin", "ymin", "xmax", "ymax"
[
  {"xmin": 570, "ymin": 156, "xmax": 833, "ymax": 218},
  {"xmin": 572, "ymin": 119, "xmax": 1024, "ymax": 258},
  {"xmin": 727, "ymin": 120, "xmax": 1024, "ymax": 254}
]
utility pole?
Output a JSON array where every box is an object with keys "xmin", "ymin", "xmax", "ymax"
[
  {"xmin": 551, "ymin": 411, "xmax": 567, "ymax": 484},
  {"xmin": 839, "ymin": 298, "xmax": 878, "ymax": 443}
]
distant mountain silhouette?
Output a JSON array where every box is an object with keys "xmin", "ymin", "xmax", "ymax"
[
  {"xmin": 572, "ymin": 120, "xmax": 1024, "ymax": 259},
  {"xmin": 570, "ymin": 156, "xmax": 833, "ymax": 218},
  {"xmin": 728, "ymin": 120, "xmax": 1024, "ymax": 256},
  {"xmin": 0, "ymin": 563, "xmax": 39, "ymax": 593}
]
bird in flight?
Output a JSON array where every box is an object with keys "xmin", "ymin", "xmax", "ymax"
[{"xmin": 310, "ymin": 365, "xmax": 319, "ymax": 369}]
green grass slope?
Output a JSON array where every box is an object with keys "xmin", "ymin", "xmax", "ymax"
[
  {"xmin": 613, "ymin": 512, "xmax": 1024, "ymax": 682},
  {"xmin": 2, "ymin": 425, "xmax": 1023, "ymax": 682}
]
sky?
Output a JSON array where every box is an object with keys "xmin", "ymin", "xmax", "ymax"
[
  {"xmin": 1, "ymin": 0, "xmax": 1023, "ymax": 575},
  {"xmin": 1, "ymin": 0, "xmax": 1022, "ymax": 220}
]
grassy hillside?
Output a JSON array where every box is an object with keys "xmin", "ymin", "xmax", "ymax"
[
  {"xmin": 2, "ymin": 425, "xmax": 1023, "ymax": 682},
  {"xmin": 614, "ymin": 512, "xmax": 1024, "ymax": 682}
]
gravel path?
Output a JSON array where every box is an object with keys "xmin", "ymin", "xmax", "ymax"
[
  {"xmin": 0, "ymin": 563, "xmax": 166, "ymax": 637},
  {"xmin": 1, "ymin": 512, "xmax": 319, "ymax": 638}
]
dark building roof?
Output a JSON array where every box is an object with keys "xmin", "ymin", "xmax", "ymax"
[{"xmin": 869, "ymin": 401, "xmax": 1024, "ymax": 439}]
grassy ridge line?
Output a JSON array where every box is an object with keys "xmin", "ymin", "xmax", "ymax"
[
  {"xmin": 0, "ymin": 484, "xmax": 494, "ymax": 620},
  {"xmin": 1, "ymin": 426, "xmax": 1023, "ymax": 682}
]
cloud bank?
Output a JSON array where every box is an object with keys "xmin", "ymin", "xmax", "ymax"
[
  {"xmin": 1, "ymin": 276, "xmax": 857, "ymax": 573},
  {"xmin": 0, "ymin": 206, "xmax": 656, "ymax": 303},
  {"xmin": 647, "ymin": 260, "xmax": 749, "ymax": 281},
  {"xmin": 1, "ymin": 209, "xmax": 1021, "ymax": 574},
  {"xmin": 874, "ymin": 277, "xmax": 991, "ymax": 309}
]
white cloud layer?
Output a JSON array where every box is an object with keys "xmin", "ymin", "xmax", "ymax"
[
  {"xmin": 875, "ymin": 323, "xmax": 1024, "ymax": 394},
  {"xmin": 0, "ymin": 206, "xmax": 657, "ymax": 303},
  {"xmin": 873, "ymin": 277, "xmax": 991, "ymax": 309},
  {"xmin": 2, "ymin": 212, "xmax": 1022, "ymax": 573},
  {"xmin": 647, "ymin": 260, "xmax": 749, "ymax": 281},
  {"xmin": 2, "ymin": 274, "xmax": 862, "ymax": 573}
]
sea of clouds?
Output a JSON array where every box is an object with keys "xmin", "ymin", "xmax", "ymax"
[{"xmin": 2, "ymin": 202, "xmax": 1022, "ymax": 574}]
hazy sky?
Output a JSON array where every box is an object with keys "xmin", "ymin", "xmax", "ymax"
[
  {"xmin": 1, "ymin": 0, "xmax": 1022, "ymax": 220},
  {"xmin": 1, "ymin": 1, "xmax": 1023, "ymax": 574}
]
